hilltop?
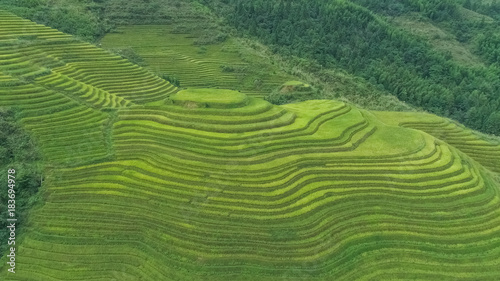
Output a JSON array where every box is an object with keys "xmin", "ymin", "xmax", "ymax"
[{"xmin": 0, "ymin": 11, "xmax": 500, "ymax": 280}]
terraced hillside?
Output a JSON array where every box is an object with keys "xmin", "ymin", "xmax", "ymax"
[
  {"xmin": 0, "ymin": 10, "xmax": 177, "ymax": 165},
  {"xmin": 1, "ymin": 10, "xmax": 500, "ymax": 281},
  {"xmin": 100, "ymin": 25, "xmax": 293, "ymax": 97},
  {"xmin": 373, "ymin": 111, "xmax": 500, "ymax": 174}
]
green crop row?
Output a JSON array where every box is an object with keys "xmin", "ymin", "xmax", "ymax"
[{"xmin": 36, "ymin": 72, "xmax": 130, "ymax": 108}]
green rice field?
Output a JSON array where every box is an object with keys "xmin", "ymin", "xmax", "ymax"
[{"xmin": 1, "ymin": 10, "xmax": 500, "ymax": 280}]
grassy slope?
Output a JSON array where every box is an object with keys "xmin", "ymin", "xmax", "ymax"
[
  {"xmin": 100, "ymin": 25, "xmax": 293, "ymax": 97},
  {"xmin": 0, "ymin": 11, "xmax": 500, "ymax": 280},
  {"xmin": 390, "ymin": 13, "xmax": 485, "ymax": 67}
]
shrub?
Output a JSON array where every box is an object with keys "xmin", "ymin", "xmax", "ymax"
[
  {"xmin": 112, "ymin": 47, "xmax": 147, "ymax": 66},
  {"xmin": 193, "ymin": 31, "xmax": 228, "ymax": 45},
  {"xmin": 160, "ymin": 73, "xmax": 181, "ymax": 87},
  {"xmin": 220, "ymin": 65, "xmax": 235, "ymax": 72}
]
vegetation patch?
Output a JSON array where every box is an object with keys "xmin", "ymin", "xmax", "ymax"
[
  {"xmin": 265, "ymin": 81, "xmax": 320, "ymax": 105},
  {"xmin": 0, "ymin": 107, "xmax": 43, "ymax": 259},
  {"xmin": 279, "ymin": 81, "xmax": 312, "ymax": 93},
  {"xmin": 391, "ymin": 14, "xmax": 484, "ymax": 67}
]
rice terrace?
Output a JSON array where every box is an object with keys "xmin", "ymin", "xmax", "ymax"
[{"xmin": 1, "ymin": 1, "xmax": 500, "ymax": 281}]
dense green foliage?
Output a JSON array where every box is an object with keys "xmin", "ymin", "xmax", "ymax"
[
  {"xmin": 0, "ymin": 108, "xmax": 42, "ymax": 258},
  {"xmin": 202, "ymin": 0, "xmax": 500, "ymax": 135},
  {"xmin": 110, "ymin": 47, "xmax": 147, "ymax": 66},
  {"xmin": 265, "ymin": 81, "xmax": 322, "ymax": 105},
  {"xmin": 160, "ymin": 73, "xmax": 181, "ymax": 87}
]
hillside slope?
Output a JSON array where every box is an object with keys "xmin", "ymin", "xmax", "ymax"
[
  {"xmin": 1, "ymin": 12, "xmax": 500, "ymax": 280},
  {"xmin": 203, "ymin": 0, "xmax": 500, "ymax": 135},
  {"xmin": 2, "ymin": 0, "xmax": 500, "ymax": 136},
  {"xmin": 0, "ymin": 0, "xmax": 421, "ymax": 113},
  {"xmin": 100, "ymin": 24, "xmax": 293, "ymax": 97}
]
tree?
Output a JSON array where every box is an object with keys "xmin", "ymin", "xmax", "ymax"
[{"xmin": 485, "ymin": 111, "xmax": 500, "ymax": 134}]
